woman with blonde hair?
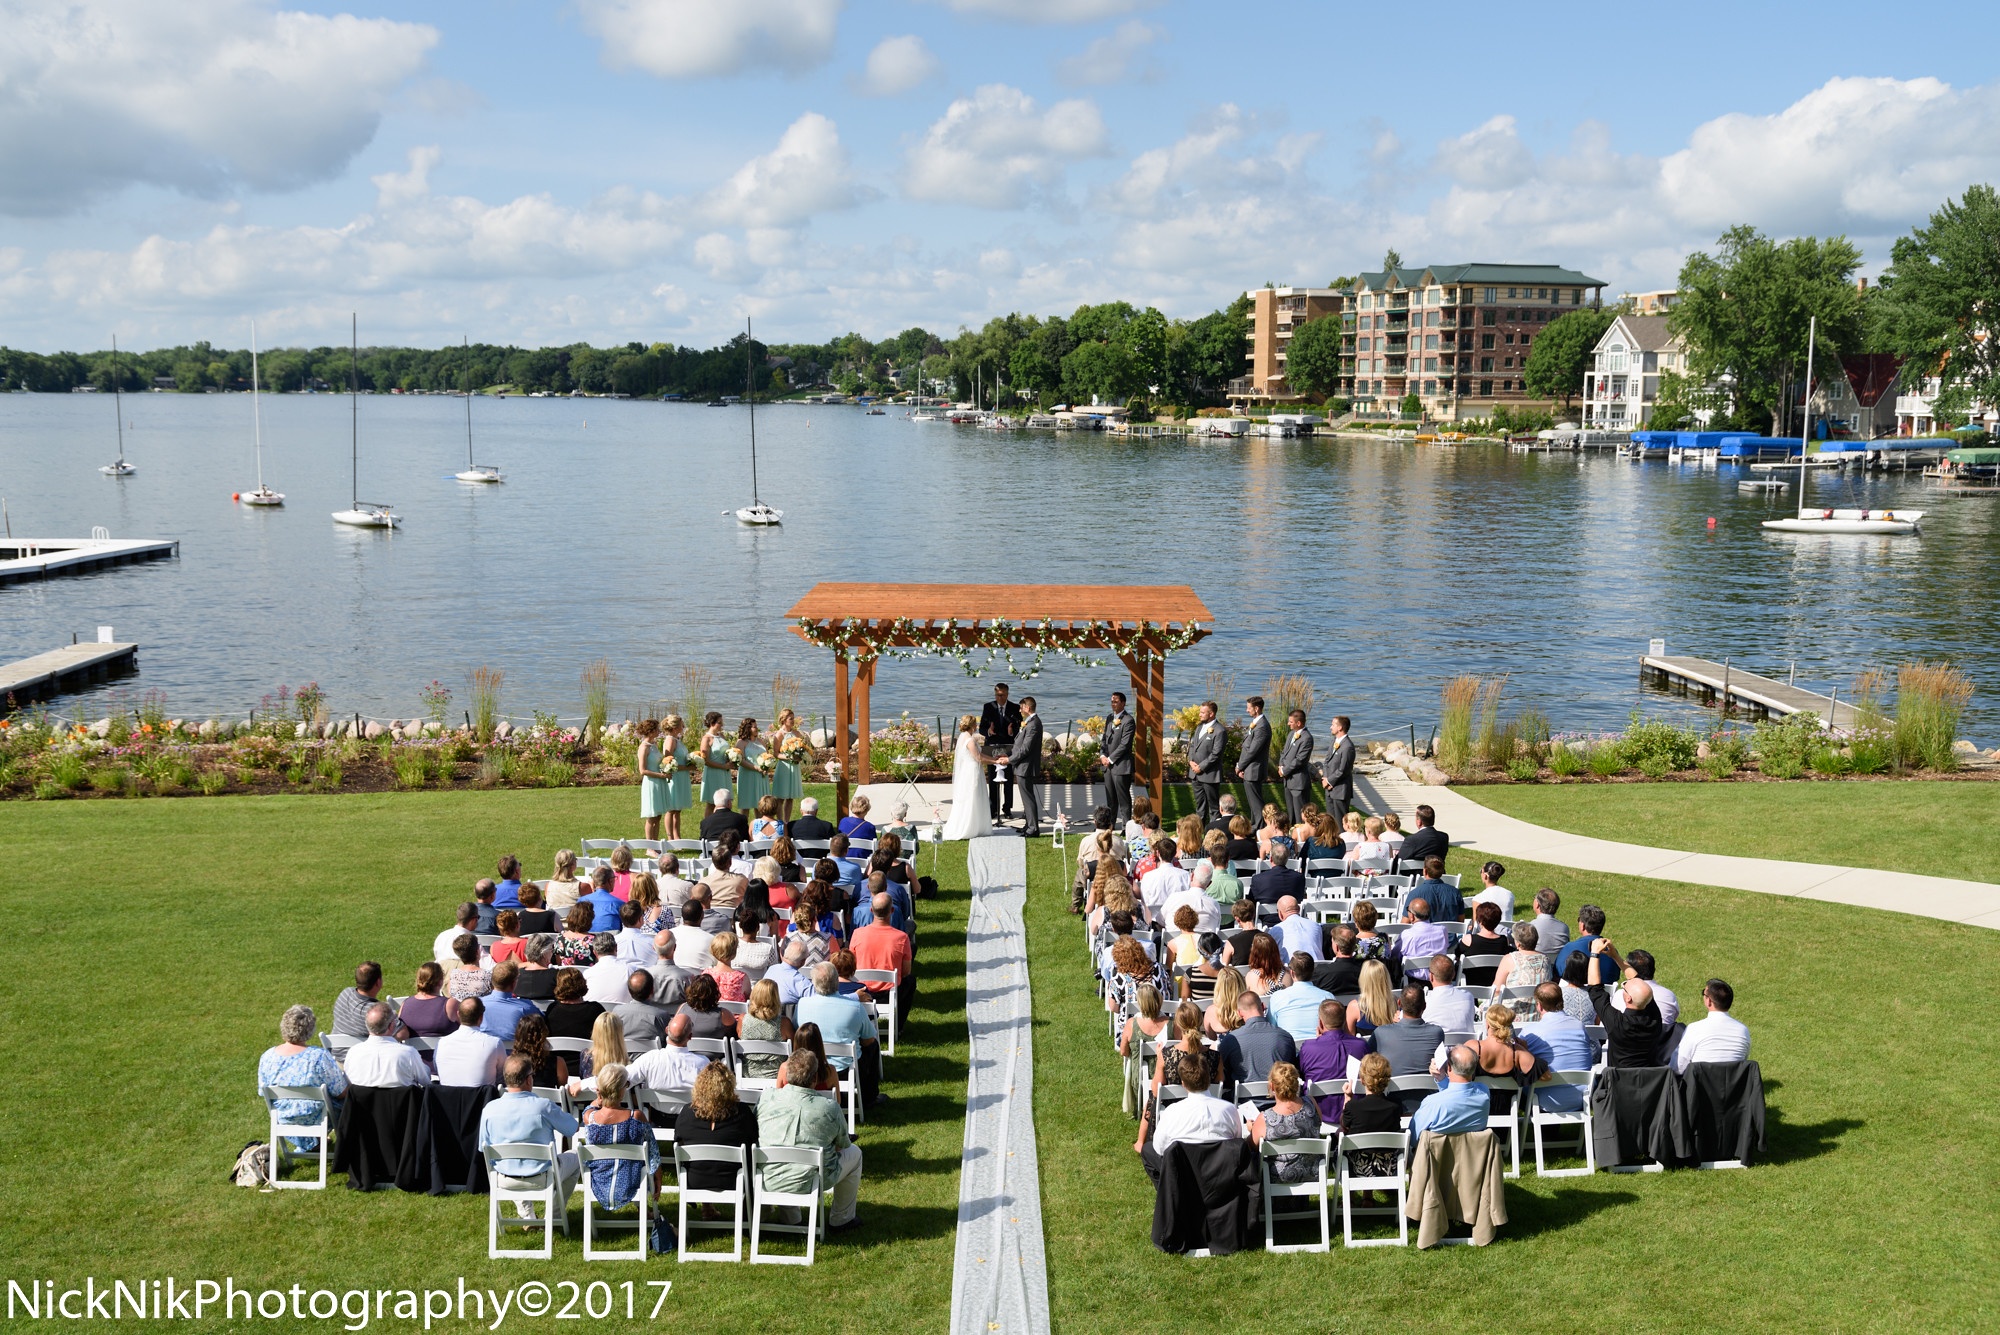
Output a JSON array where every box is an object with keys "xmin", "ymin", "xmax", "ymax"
[
  {"xmin": 1119, "ymin": 983, "xmax": 1169, "ymax": 1058},
  {"xmin": 707, "ymin": 932, "xmax": 748, "ymax": 1002},
  {"xmin": 1339, "ymin": 1053, "xmax": 1403, "ymax": 1180},
  {"xmin": 608, "ymin": 843, "xmax": 635, "ymax": 899},
  {"xmin": 1136, "ymin": 1000, "xmax": 1207, "ymax": 1155},
  {"xmin": 698, "ymin": 712, "xmax": 733, "ymax": 817},
  {"xmin": 674, "ymin": 1063, "xmax": 756, "ymax": 1195},
  {"xmin": 637, "ymin": 718, "xmax": 671, "ymax": 841},
  {"xmin": 1257, "ymin": 803, "xmax": 1292, "ymax": 860},
  {"xmin": 630, "ymin": 873, "xmax": 669, "ymax": 936},
  {"xmin": 750, "ymin": 794, "xmax": 782, "ymax": 843},
  {"xmin": 1251, "ymin": 1062, "xmax": 1322, "ymax": 1181},
  {"xmin": 1203, "ymin": 966, "xmax": 1245, "ymax": 1037},
  {"xmin": 586, "ymin": 1011, "xmax": 627, "ymax": 1080},
  {"xmin": 768, "ymin": 707, "xmax": 807, "ymax": 822},
  {"xmin": 1345, "ymin": 959, "xmax": 1394, "ymax": 1038},
  {"xmin": 740, "ymin": 978, "xmax": 795, "ymax": 1078},
  {"xmin": 1174, "ymin": 814, "xmax": 1203, "ymax": 865},
  {"xmin": 545, "ymin": 849, "xmax": 581, "ymax": 916},
  {"xmin": 1338, "ymin": 809, "xmax": 1367, "ymax": 854},
  {"xmin": 579, "ymin": 1064, "xmax": 658, "ymax": 1210}
]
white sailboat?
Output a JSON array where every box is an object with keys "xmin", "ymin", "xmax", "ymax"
[
  {"xmin": 732, "ymin": 317, "xmax": 781, "ymax": 525},
  {"xmin": 1762, "ymin": 317, "xmax": 1921, "ymax": 536},
  {"xmin": 99, "ymin": 334, "xmax": 134, "ymax": 476},
  {"xmin": 240, "ymin": 320, "xmax": 284, "ymax": 506},
  {"xmin": 453, "ymin": 337, "xmax": 502, "ymax": 483},
  {"xmin": 332, "ymin": 314, "xmax": 399, "ymax": 529}
]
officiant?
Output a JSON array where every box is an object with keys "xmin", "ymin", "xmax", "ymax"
[{"xmin": 979, "ymin": 683, "xmax": 1021, "ymax": 821}]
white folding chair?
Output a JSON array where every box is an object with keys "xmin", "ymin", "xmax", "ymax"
[
  {"xmin": 482, "ymin": 1141, "xmax": 573, "ymax": 1259},
  {"xmin": 580, "ymin": 838, "xmax": 628, "ymax": 858},
  {"xmin": 688, "ymin": 1037, "xmax": 734, "ymax": 1067},
  {"xmin": 734, "ymin": 1039, "xmax": 792, "ymax": 1080},
  {"xmin": 259, "ymin": 1085, "xmax": 332, "ymax": 1190},
  {"xmin": 575, "ymin": 1140, "xmax": 652, "ymax": 1261},
  {"xmin": 1261, "ymin": 1134, "xmax": 1335, "ymax": 1253},
  {"xmin": 1338, "ymin": 1132, "xmax": 1409, "ymax": 1247},
  {"xmin": 676, "ymin": 1145, "xmax": 748, "ymax": 1262},
  {"xmin": 1387, "ymin": 1074, "xmax": 1440, "ymax": 1127},
  {"xmin": 634, "ymin": 1087, "xmax": 690, "ymax": 1195},
  {"xmin": 1474, "ymin": 1077, "xmax": 1523, "ymax": 1178},
  {"xmin": 1460, "ymin": 953, "xmax": 1509, "ymax": 984},
  {"xmin": 855, "ymin": 970, "xmax": 899, "ymax": 1055},
  {"xmin": 1531, "ymin": 1072, "xmax": 1598, "ymax": 1177},
  {"xmin": 318, "ymin": 1032, "xmax": 360, "ymax": 1064},
  {"xmin": 822, "ymin": 1042, "xmax": 861, "ymax": 1134},
  {"xmin": 750, "ymin": 1146, "xmax": 829, "ymax": 1265}
]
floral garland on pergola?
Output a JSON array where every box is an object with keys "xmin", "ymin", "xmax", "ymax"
[{"xmin": 794, "ymin": 615, "xmax": 1206, "ymax": 678}]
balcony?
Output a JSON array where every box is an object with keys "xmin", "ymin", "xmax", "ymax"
[{"xmin": 1895, "ymin": 394, "xmax": 1934, "ymax": 416}]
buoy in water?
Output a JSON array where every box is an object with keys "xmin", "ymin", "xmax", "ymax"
[
  {"xmin": 1706, "ymin": 516, "xmax": 1716, "ymax": 529},
  {"xmin": 232, "ymin": 492, "xmax": 240, "ymax": 501}
]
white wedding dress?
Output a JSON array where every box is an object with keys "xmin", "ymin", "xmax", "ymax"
[{"xmin": 941, "ymin": 729, "xmax": 995, "ymax": 841}]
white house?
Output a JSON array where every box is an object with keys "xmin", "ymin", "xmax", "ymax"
[{"xmin": 1581, "ymin": 315, "xmax": 1686, "ymax": 429}]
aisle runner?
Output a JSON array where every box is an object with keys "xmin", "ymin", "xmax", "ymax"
[{"xmin": 949, "ymin": 836, "xmax": 1051, "ymax": 1335}]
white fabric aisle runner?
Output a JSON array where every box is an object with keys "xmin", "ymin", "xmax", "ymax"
[{"xmin": 949, "ymin": 835, "xmax": 1051, "ymax": 1335}]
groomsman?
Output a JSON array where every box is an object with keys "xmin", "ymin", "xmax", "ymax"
[
  {"xmin": 1278, "ymin": 709, "xmax": 1316, "ymax": 826},
  {"xmin": 980, "ymin": 683, "xmax": 1021, "ymax": 821},
  {"xmin": 1098, "ymin": 691, "xmax": 1135, "ymax": 824},
  {"xmin": 1010, "ymin": 696, "xmax": 1044, "ymax": 838},
  {"xmin": 1186, "ymin": 700, "xmax": 1224, "ymax": 827},
  {"xmin": 1321, "ymin": 714, "xmax": 1357, "ymax": 823},
  {"xmin": 1235, "ymin": 695, "xmax": 1271, "ymax": 819}
]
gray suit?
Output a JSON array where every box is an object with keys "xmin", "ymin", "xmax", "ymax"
[
  {"xmin": 1278, "ymin": 726, "xmax": 1315, "ymax": 826},
  {"xmin": 1010, "ymin": 712, "xmax": 1044, "ymax": 837},
  {"xmin": 1217, "ymin": 1016, "xmax": 1297, "ymax": 1094},
  {"xmin": 1237, "ymin": 712, "xmax": 1272, "ymax": 819},
  {"xmin": 1100, "ymin": 709, "xmax": 1134, "ymax": 823},
  {"xmin": 1372, "ymin": 1018, "xmax": 1446, "ymax": 1109},
  {"xmin": 1320, "ymin": 733, "xmax": 1356, "ymax": 821},
  {"xmin": 1186, "ymin": 719, "xmax": 1224, "ymax": 826}
]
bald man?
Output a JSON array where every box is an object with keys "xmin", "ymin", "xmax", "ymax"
[{"xmin": 1586, "ymin": 937, "xmax": 1664, "ymax": 1067}]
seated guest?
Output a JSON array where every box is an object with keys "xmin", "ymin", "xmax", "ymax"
[
  {"xmin": 1558, "ymin": 952, "xmax": 1594, "ymax": 1022},
  {"xmin": 626, "ymin": 1014, "xmax": 710, "ymax": 1091},
  {"xmin": 1348, "ymin": 816, "xmax": 1394, "ymax": 867},
  {"xmin": 702, "ymin": 841, "xmax": 751, "ymax": 917},
  {"xmin": 626, "ymin": 874, "xmax": 666, "ymax": 937},
  {"xmin": 479, "ymin": 1055, "xmax": 579, "ymax": 1203},
  {"xmin": 258, "ymin": 1005, "xmax": 348, "ymax": 1143},
  {"xmin": 1406, "ymin": 1045, "xmax": 1491, "ymax": 1147},
  {"xmin": 786, "ymin": 895, "xmax": 836, "ymax": 969},
  {"xmin": 1138, "ymin": 838, "xmax": 1189, "ymax": 922},
  {"xmin": 674, "ymin": 1061, "xmax": 757, "ymax": 1192},
  {"xmin": 1143, "ymin": 1050, "xmax": 1240, "ymax": 1180},
  {"xmin": 1250, "ymin": 1062, "xmax": 1322, "ymax": 1182},
  {"xmin": 577, "ymin": 1063, "xmax": 657, "ymax": 1213},
  {"xmin": 1202, "ymin": 839, "xmax": 1242, "ymax": 906},
  {"xmin": 1555, "ymin": 904, "xmax": 1608, "ymax": 978},
  {"xmin": 706, "ymin": 933, "xmax": 749, "ymax": 1003},
  {"xmin": 755, "ymin": 836, "xmax": 802, "ymax": 892},
  {"xmin": 1217, "ymin": 990, "xmax": 1298, "ymax": 1092},
  {"xmin": 826, "ymin": 835, "xmax": 867, "ymax": 904},
  {"xmin": 1248, "ymin": 846, "xmax": 1306, "ymax": 908},
  {"xmin": 1222, "ymin": 813, "xmax": 1259, "ymax": 865},
  {"xmin": 795, "ymin": 962, "xmax": 882, "ymax": 1109},
  {"xmin": 849, "ymin": 869, "xmax": 911, "ymax": 933},
  {"xmin": 612, "ymin": 970, "xmax": 674, "ymax": 1053},
  {"xmin": 544, "ymin": 968, "xmax": 605, "ymax": 1041},
  {"xmin": 1349, "ymin": 901, "xmax": 1393, "ymax": 965},
  {"xmin": 1166, "ymin": 906, "xmax": 1204, "ymax": 968},
  {"xmin": 396, "ymin": 963, "xmax": 455, "ymax": 1040},
  {"xmin": 1120, "ymin": 983, "xmax": 1171, "ymax": 1060},
  {"xmin": 510, "ymin": 1013, "xmax": 570, "ymax": 1088},
  {"xmin": 332, "ymin": 961, "xmax": 395, "ymax": 1038},
  {"xmin": 586, "ymin": 1013, "xmax": 628, "ymax": 1081},
  {"xmin": 1302, "ymin": 811, "xmax": 1344, "ymax": 865},
  {"xmin": 1338, "ymin": 1053, "xmax": 1402, "ymax": 1179},
  {"xmin": 700, "ymin": 789, "xmax": 751, "ymax": 843},
  {"xmin": 1345, "ymin": 959, "xmax": 1395, "ymax": 1039},
  {"xmin": 473, "ymin": 880, "xmax": 500, "ymax": 934},
  {"xmin": 1267, "ymin": 953, "xmax": 1336, "ymax": 1045},
  {"xmin": 1270, "ymin": 896, "xmax": 1323, "ymax": 962},
  {"xmin": 1469, "ymin": 860, "xmax": 1515, "ymax": 918},
  {"xmin": 1586, "ymin": 939, "xmax": 1662, "ymax": 1067},
  {"xmin": 489, "ymin": 911, "xmax": 527, "ymax": 966},
  {"xmin": 1466, "ymin": 1004, "xmax": 1544, "ymax": 1102},
  {"xmin": 1397, "ymin": 804, "xmax": 1448, "ymax": 867},
  {"xmin": 517, "ymin": 883, "xmax": 558, "ymax": 937},
  {"xmin": 1140, "ymin": 1001, "xmax": 1208, "ymax": 1151},
  {"xmin": 1380, "ymin": 811, "xmax": 1407, "ymax": 852},
  {"xmin": 1394, "ymin": 900, "xmax": 1451, "ymax": 982},
  {"xmin": 1201, "ymin": 968, "xmax": 1245, "ymax": 1040},
  {"xmin": 1335, "ymin": 810, "xmax": 1366, "ymax": 853},
  {"xmin": 851, "ymin": 891, "xmax": 917, "ymax": 1019},
  {"xmin": 740, "ymin": 979, "xmax": 796, "ymax": 1078},
  {"xmin": 1372, "ymin": 988, "xmax": 1447, "ymax": 1102},
  {"xmin": 479, "ymin": 962, "xmax": 538, "ymax": 1042},
  {"xmin": 555, "ymin": 904, "xmax": 600, "ymax": 967},
  {"xmin": 787, "ymin": 1023, "xmax": 841, "ymax": 1093},
  {"xmin": 1256, "ymin": 803, "xmax": 1292, "ymax": 860},
  {"xmin": 1612, "ymin": 949, "xmax": 1680, "ymax": 1026},
  {"xmin": 545, "ymin": 850, "xmax": 583, "ymax": 917},
  {"xmin": 1298, "ymin": 999, "xmax": 1369, "ymax": 1122},
  {"xmin": 1517, "ymin": 983, "xmax": 1599, "ymax": 1111},
  {"xmin": 874, "ymin": 835, "xmax": 915, "ymax": 892},
  {"xmin": 1422, "ymin": 956, "xmax": 1478, "ymax": 1036},
  {"xmin": 614, "ymin": 901, "xmax": 657, "ymax": 965},
  {"xmin": 760, "ymin": 1050, "xmax": 864, "ymax": 1230},
  {"xmin": 1403, "ymin": 856, "xmax": 1464, "ymax": 923},
  {"xmin": 1674, "ymin": 978, "xmax": 1750, "ymax": 1072},
  {"xmin": 750, "ymin": 795, "xmax": 783, "ymax": 843},
  {"xmin": 514, "ymin": 934, "xmax": 558, "ymax": 1001},
  {"xmin": 1127, "ymin": 812, "xmax": 1161, "ymax": 869},
  {"xmin": 1221, "ymin": 899, "xmax": 1259, "ymax": 967},
  {"xmin": 436, "ymin": 997, "xmax": 507, "ymax": 1087},
  {"xmin": 765, "ymin": 938, "xmax": 813, "ymax": 1006},
  {"xmin": 580, "ymin": 867, "xmax": 623, "ymax": 934},
  {"xmin": 1455, "ymin": 901, "xmax": 1513, "ymax": 986},
  {"xmin": 788, "ymin": 796, "xmax": 835, "ymax": 843},
  {"xmin": 343, "ymin": 1004, "xmax": 429, "ymax": 1087},
  {"xmin": 583, "ymin": 936, "xmax": 635, "ymax": 1005},
  {"xmin": 1242, "ymin": 932, "xmax": 1285, "ymax": 997},
  {"xmin": 668, "ymin": 900, "xmax": 715, "ymax": 971},
  {"xmin": 436, "ymin": 902, "xmax": 481, "ymax": 966},
  {"xmin": 885, "ymin": 801, "xmax": 923, "ymax": 847},
  {"xmin": 445, "ymin": 934, "xmax": 493, "ymax": 1008},
  {"xmin": 837, "ymin": 794, "xmax": 876, "ymax": 842},
  {"xmin": 734, "ymin": 907, "xmax": 779, "ymax": 986},
  {"xmin": 655, "ymin": 855, "xmax": 695, "ymax": 916},
  {"xmin": 1528, "ymin": 888, "xmax": 1569, "ymax": 964},
  {"xmin": 678, "ymin": 972, "xmax": 740, "ymax": 1039},
  {"xmin": 493, "ymin": 855, "xmax": 524, "ymax": 910},
  {"xmin": 1310, "ymin": 926, "xmax": 1364, "ymax": 996}
]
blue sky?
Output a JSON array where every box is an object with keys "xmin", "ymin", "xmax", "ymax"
[{"xmin": 5, "ymin": 0, "xmax": 2000, "ymax": 351}]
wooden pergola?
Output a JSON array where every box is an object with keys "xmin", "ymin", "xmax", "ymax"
[{"xmin": 785, "ymin": 583, "xmax": 1214, "ymax": 812}]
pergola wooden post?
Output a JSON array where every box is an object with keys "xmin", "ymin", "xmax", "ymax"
[{"xmin": 786, "ymin": 584, "xmax": 1213, "ymax": 815}]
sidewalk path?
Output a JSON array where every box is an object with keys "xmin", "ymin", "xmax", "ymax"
[{"xmin": 1356, "ymin": 766, "xmax": 2000, "ymax": 931}]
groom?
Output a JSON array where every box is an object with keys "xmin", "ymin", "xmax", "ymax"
[
  {"xmin": 980, "ymin": 683, "xmax": 1021, "ymax": 822},
  {"xmin": 1010, "ymin": 696, "xmax": 1043, "ymax": 838}
]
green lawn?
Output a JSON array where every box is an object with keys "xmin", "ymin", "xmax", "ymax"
[
  {"xmin": 1023, "ymin": 837, "xmax": 2000, "ymax": 1332},
  {"xmin": 1464, "ymin": 779, "xmax": 2000, "ymax": 884},
  {"xmin": 0, "ymin": 787, "xmax": 968, "ymax": 1331}
]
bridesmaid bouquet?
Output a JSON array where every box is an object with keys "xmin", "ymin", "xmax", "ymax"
[
  {"xmin": 754, "ymin": 751, "xmax": 778, "ymax": 777},
  {"xmin": 726, "ymin": 746, "xmax": 745, "ymax": 766},
  {"xmin": 779, "ymin": 735, "xmax": 812, "ymax": 762}
]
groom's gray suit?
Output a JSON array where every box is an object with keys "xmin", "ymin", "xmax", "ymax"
[{"xmin": 1010, "ymin": 711, "xmax": 1044, "ymax": 837}]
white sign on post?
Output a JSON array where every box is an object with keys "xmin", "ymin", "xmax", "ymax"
[{"xmin": 97, "ymin": 626, "xmax": 114, "ymax": 644}]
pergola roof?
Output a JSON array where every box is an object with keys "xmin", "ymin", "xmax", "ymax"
[{"xmin": 786, "ymin": 583, "xmax": 1213, "ymax": 637}]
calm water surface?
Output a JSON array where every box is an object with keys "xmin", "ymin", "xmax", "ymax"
[{"xmin": 2, "ymin": 392, "xmax": 1996, "ymax": 744}]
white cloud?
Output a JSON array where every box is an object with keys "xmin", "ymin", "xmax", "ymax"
[
  {"xmin": 932, "ymin": 0, "xmax": 1153, "ymax": 21},
  {"xmin": 857, "ymin": 35, "xmax": 940, "ymax": 96},
  {"xmin": 574, "ymin": 0, "xmax": 842, "ymax": 79},
  {"xmin": 700, "ymin": 113, "xmax": 870, "ymax": 227},
  {"xmin": 0, "ymin": 0, "xmax": 436, "ymax": 216},
  {"xmin": 1055, "ymin": 20, "xmax": 1161, "ymax": 86},
  {"xmin": 903, "ymin": 84, "xmax": 1109, "ymax": 209}
]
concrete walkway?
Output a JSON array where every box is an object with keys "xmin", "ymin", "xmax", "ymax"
[{"xmin": 1356, "ymin": 766, "xmax": 2000, "ymax": 931}]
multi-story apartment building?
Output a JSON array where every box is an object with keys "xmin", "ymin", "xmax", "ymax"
[
  {"xmin": 1234, "ymin": 285, "xmax": 1347, "ymax": 400},
  {"xmin": 1622, "ymin": 290, "xmax": 1681, "ymax": 316},
  {"xmin": 1342, "ymin": 263, "xmax": 1606, "ymax": 420}
]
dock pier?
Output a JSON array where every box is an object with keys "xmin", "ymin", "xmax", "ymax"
[
  {"xmin": 0, "ymin": 534, "xmax": 178, "ymax": 587},
  {"xmin": 1640, "ymin": 653, "xmax": 1857, "ymax": 730},
  {"xmin": 0, "ymin": 642, "xmax": 140, "ymax": 704}
]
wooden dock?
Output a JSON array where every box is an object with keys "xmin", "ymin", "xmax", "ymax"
[
  {"xmin": 0, "ymin": 642, "xmax": 139, "ymax": 704},
  {"xmin": 0, "ymin": 536, "xmax": 178, "ymax": 586},
  {"xmin": 1641, "ymin": 654, "xmax": 1857, "ymax": 730}
]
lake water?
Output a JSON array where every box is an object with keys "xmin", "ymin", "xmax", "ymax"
[{"xmin": 2, "ymin": 391, "xmax": 1995, "ymax": 745}]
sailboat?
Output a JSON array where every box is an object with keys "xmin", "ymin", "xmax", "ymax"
[
  {"xmin": 1761, "ymin": 316, "xmax": 1921, "ymax": 536},
  {"xmin": 452, "ymin": 337, "xmax": 502, "ymax": 483},
  {"xmin": 240, "ymin": 320, "xmax": 284, "ymax": 506},
  {"xmin": 99, "ymin": 334, "xmax": 134, "ymax": 476},
  {"xmin": 332, "ymin": 314, "xmax": 399, "ymax": 528},
  {"xmin": 732, "ymin": 317, "xmax": 782, "ymax": 525}
]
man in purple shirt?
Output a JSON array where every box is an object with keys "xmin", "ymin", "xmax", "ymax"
[
  {"xmin": 1296, "ymin": 998, "xmax": 1371, "ymax": 1122},
  {"xmin": 1394, "ymin": 899, "xmax": 1452, "ymax": 982}
]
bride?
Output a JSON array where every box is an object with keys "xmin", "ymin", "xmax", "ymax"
[{"xmin": 941, "ymin": 714, "xmax": 995, "ymax": 841}]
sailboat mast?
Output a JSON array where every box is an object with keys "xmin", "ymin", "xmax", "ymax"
[
  {"xmin": 746, "ymin": 317, "xmax": 760, "ymax": 506},
  {"xmin": 350, "ymin": 313, "xmax": 359, "ymax": 509},
  {"xmin": 463, "ymin": 336, "xmax": 474, "ymax": 467},
  {"xmin": 1797, "ymin": 315, "xmax": 1816, "ymax": 519},
  {"xmin": 251, "ymin": 321, "xmax": 264, "ymax": 489},
  {"xmin": 111, "ymin": 334, "xmax": 125, "ymax": 463}
]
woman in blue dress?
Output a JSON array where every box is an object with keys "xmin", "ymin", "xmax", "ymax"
[
  {"xmin": 256, "ymin": 1004, "xmax": 348, "ymax": 1158},
  {"xmin": 767, "ymin": 707, "xmax": 807, "ymax": 823},
  {"xmin": 577, "ymin": 1064, "xmax": 659, "ymax": 1215},
  {"xmin": 659, "ymin": 714, "xmax": 692, "ymax": 839},
  {"xmin": 697, "ymin": 712, "xmax": 734, "ymax": 818},
  {"xmin": 733, "ymin": 717, "xmax": 770, "ymax": 817},
  {"xmin": 637, "ymin": 718, "xmax": 671, "ymax": 841}
]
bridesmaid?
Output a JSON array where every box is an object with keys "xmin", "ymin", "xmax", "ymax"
[
  {"xmin": 659, "ymin": 713, "xmax": 692, "ymax": 840},
  {"xmin": 637, "ymin": 718, "xmax": 670, "ymax": 841},
  {"xmin": 698, "ymin": 712, "xmax": 734, "ymax": 818},
  {"xmin": 768, "ymin": 707, "xmax": 807, "ymax": 823},
  {"xmin": 734, "ymin": 717, "xmax": 770, "ymax": 821}
]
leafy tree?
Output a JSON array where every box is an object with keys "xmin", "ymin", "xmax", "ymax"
[
  {"xmin": 1875, "ymin": 184, "xmax": 2000, "ymax": 424},
  {"xmin": 1648, "ymin": 370, "xmax": 1699, "ymax": 430},
  {"xmin": 1522, "ymin": 308, "xmax": 1614, "ymax": 410},
  {"xmin": 1283, "ymin": 315, "xmax": 1344, "ymax": 399},
  {"xmin": 1399, "ymin": 392, "xmax": 1422, "ymax": 417},
  {"xmin": 1009, "ymin": 343, "xmax": 1059, "ymax": 401},
  {"xmin": 1671, "ymin": 225, "xmax": 1865, "ymax": 435},
  {"xmin": 1382, "ymin": 249, "xmax": 1403, "ymax": 272}
]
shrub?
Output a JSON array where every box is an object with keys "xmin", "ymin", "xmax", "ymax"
[
  {"xmin": 33, "ymin": 779, "xmax": 67, "ymax": 800},
  {"xmin": 1753, "ymin": 712, "xmax": 1820, "ymax": 779},
  {"xmin": 469, "ymin": 667, "xmax": 504, "ymax": 741},
  {"xmin": 51, "ymin": 752, "xmax": 89, "ymax": 790},
  {"xmin": 392, "ymin": 748, "xmax": 429, "ymax": 791},
  {"xmin": 581, "ymin": 660, "xmax": 613, "ymax": 745},
  {"xmin": 1809, "ymin": 746, "xmax": 1852, "ymax": 776},
  {"xmin": 315, "ymin": 755, "xmax": 343, "ymax": 788},
  {"xmin": 542, "ymin": 759, "xmax": 576, "ymax": 788},
  {"xmin": 1697, "ymin": 754, "xmax": 1736, "ymax": 781},
  {"xmin": 198, "ymin": 769, "xmax": 228, "ymax": 796},
  {"xmin": 1505, "ymin": 755, "xmax": 1540, "ymax": 782},
  {"xmin": 1620, "ymin": 713, "xmax": 1700, "ymax": 774},
  {"xmin": 1548, "ymin": 742, "xmax": 1584, "ymax": 777},
  {"xmin": 1587, "ymin": 744, "xmax": 1625, "ymax": 777},
  {"xmin": 1703, "ymin": 729, "xmax": 1752, "ymax": 773},
  {"xmin": 1473, "ymin": 677, "xmax": 1507, "ymax": 765},
  {"xmin": 1438, "ymin": 676, "xmax": 1479, "ymax": 777},
  {"xmin": 1894, "ymin": 661, "xmax": 1973, "ymax": 771}
]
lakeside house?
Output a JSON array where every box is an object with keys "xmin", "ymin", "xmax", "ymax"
[{"xmin": 1582, "ymin": 314, "xmax": 1684, "ymax": 430}]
